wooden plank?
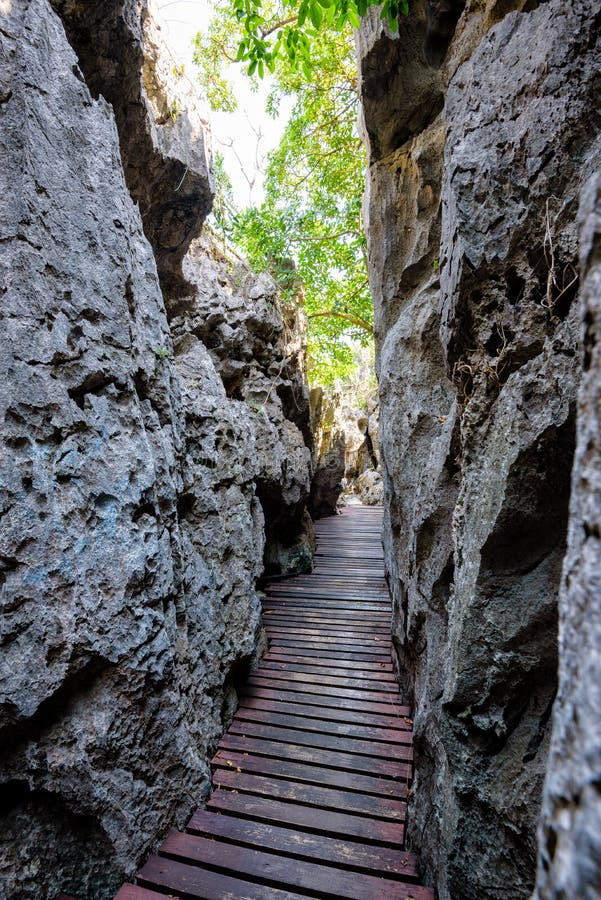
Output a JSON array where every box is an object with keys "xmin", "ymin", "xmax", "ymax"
[
  {"xmin": 249, "ymin": 668, "xmax": 400, "ymax": 694},
  {"xmin": 262, "ymin": 638, "xmax": 391, "ymax": 656},
  {"xmin": 263, "ymin": 650, "xmax": 395, "ymax": 673},
  {"xmin": 258, "ymin": 660, "xmax": 397, "ymax": 682},
  {"xmin": 243, "ymin": 677, "xmax": 400, "ymax": 708},
  {"xmin": 211, "ymin": 749, "xmax": 409, "ymax": 797},
  {"xmin": 265, "ymin": 600, "xmax": 391, "ymax": 613},
  {"xmin": 212, "ymin": 771, "xmax": 407, "ymax": 821},
  {"xmin": 263, "ymin": 617, "xmax": 391, "ymax": 631},
  {"xmin": 227, "ymin": 720, "xmax": 412, "ymax": 759},
  {"xmin": 264, "ymin": 626, "xmax": 391, "ymax": 643},
  {"xmin": 237, "ymin": 695, "xmax": 411, "ymax": 729},
  {"xmin": 261, "ymin": 645, "xmax": 392, "ymax": 662},
  {"xmin": 137, "ymin": 856, "xmax": 307, "ymax": 899},
  {"xmin": 206, "ymin": 792, "xmax": 405, "ymax": 846},
  {"xmin": 232, "ymin": 708, "xmax": 412, "ymax": 744},
  {"xmin": 239, "ymin": 683, "xmax": 410, "ymax": 716},
  {"xmin": 262, "ymin": 609, "xmax": 391, "ymax": 623},
  {"xmin": 265, "ymin": 577, "xmax": 388, "ymax": 588},
  {"xmin": 186, "ymin": 809, "xmax": 420, "ymax": 881},
  {"xmin": 265, "ymin": 591, "xmax": 390, "ymax": 604},
  {"xmin": 159, "ymin": 832, "xmax": 434, "ymax": 900},
  {"xmin": 113, "ymin": 508, "xmax": 435, "ymax": 900},
  {"xmin": 265, "ymin": 586, "xmax": 389, "ymax": 598},
  {"xmin": 113, "ymin": 887, "xmax": 166, "ymax": 900},
  {"xmin": 217, "ymin": 734, "xmax": 412, "ymax": 778},
  {"xmin": 263, "ymin": 617, "xmax": 391, "ymax": 632}
]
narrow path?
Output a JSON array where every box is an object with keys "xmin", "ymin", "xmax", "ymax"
[{"xmin": 116, "ymin": 506, "xmax": 434, "ymax": 900}]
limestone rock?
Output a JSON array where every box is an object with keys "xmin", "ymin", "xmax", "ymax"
[
  {"xmin": 533, "ymin": 176, "xmax": 601, "ymax": 900},
  {"xmin": 358, "ymin": 0, "xmax": 601, "ymax": 896},
  {"xmin": 0, "ymin": 1, "xmax": 309, "ymax": 896},
  {"xmin": 309, "ymin": 387, "xmax": 346, "ymax": 518},
  {"xmin": 310, "ymin": 376, "xmax": 382, "ymax": 514},
  {"xmin": 50, "ymin": 0, "xmax": 214, "ymax": 305},
  {"xmin": 354, "ymin": 469, "xmax": 384, "ymax": 506},
  {"xmin": 175, "ymin": 234, "xmax": 314, "ymax": 575}
]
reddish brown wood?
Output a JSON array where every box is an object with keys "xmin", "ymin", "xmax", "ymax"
[
  {"xmin": 113, "ymin": 887, "xmax": 165, "ymax": 900},
  {"xmin": 206, "ymin": 792, "xmax": 405, "ymax": 845},
  {"xmin": 259, "ymin": 660, "xmax": 397, "ymax": 681},
  {"xmin": 211, "ymin": 771, "xmax": 407, "ymax": 820},
  {"xmin": 211, "ymin": 749, "xmax": 409, "ymax": 797},
  {"xmin": 137, "ymin": 855, "xmax": 307, "ymax": 898},
  {"xmin": 115, "ymin": 508, "xmax": 437, "ymax": 900},
  {"xmin": 160, "ymin": 831, "xmax": 434, "ymax": 899},
  {"xmin": 232, "ymin": 707, "xmax": 411, "ymax": 743},
  {"xmin": 237, "ymin": 694, "xmax": 409, "ymax": 728},
  {"xmin": 245, "ymin": 666, "xmax": 400, "ymax": 693},
  {"xmin": 217, "ymin": 733, "xmax": 413, "ymax": 777},
  {"xmin": 243, "ymin": 676, "xmax": 401, "ymax": 708},
  {"xmin": 186, "ymin": 809, "xmax": 420, "ymax": 880}
]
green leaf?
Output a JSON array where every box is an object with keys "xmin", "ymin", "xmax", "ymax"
[
  {"xmin": 195, "ymin": 1, "xmax": 378, "ymax": 387},
  {"xmin": 297, "ymin": 2, "xmax": 308, "ymax": 26},
  {"xmin": 309, "ymin": 1, "xmax": 323, "ymax": 28},
  {"xmin": 347, "ymin": 6, "xmax": 361, "ymax": 28}
]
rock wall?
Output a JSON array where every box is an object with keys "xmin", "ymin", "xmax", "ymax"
[
  {"xmin": 533, "ymin": 176, "xmax": 601, "ymax": 899},
  {"xmin": 358, "ymin": 1, "xmax": 601, "ymax": 897},
  {"xmin": 0, "ymin": 1, "xmax": 312, "ymax": 897},
  {"xmin": 309, "ymin": 380, "xmax": 382, "ymax": 516}
]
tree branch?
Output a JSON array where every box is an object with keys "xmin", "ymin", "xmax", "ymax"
[
  {"xmin": 307, "ymin": 310, "xmax": 373, "ymax": 334},
  {"xmin": 260, "ymin": 15, "xmax": 298, "ymax": 38},
  {"xmin": 289, "ymin": 230, "xmax": 361, "ymax": 244}
]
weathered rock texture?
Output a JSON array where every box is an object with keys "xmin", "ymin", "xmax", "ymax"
[
  {"xmin": 358, "ymin": 0, "xmax": 601, "ymax": 897},
  {"xmin": 0, "ymin": 1, "xmax": 312, "ymax": 897},
  {"xmin": 50, "ymin": 0, "xmax": 214, "ymax": 306},
  {"xmin": 533, "ymin": 176, "xmax": 601, "ymax": 900},
  {"xmin": 175, "ymin": 235, "xmax": 314, "ymax": 575},
  {"xmin": 310, "ymin": 372, "xmax": 382, "ymax": 515}
]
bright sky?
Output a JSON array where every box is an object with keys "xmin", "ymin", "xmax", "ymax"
[{"xmin": 155, "ymin": 0, "xmax": 292, "ymax": 206}]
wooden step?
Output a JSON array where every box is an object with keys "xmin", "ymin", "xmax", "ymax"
[{"xmin": 115, "ymin": 508, "xmax": 435, "ymax": 900}]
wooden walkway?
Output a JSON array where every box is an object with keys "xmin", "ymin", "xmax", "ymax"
[{"xmin": 116, "ymin": 506, "xmax": 434, "ymax": 900}]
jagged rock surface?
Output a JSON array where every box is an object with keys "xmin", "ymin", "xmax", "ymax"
[
  {"xmin": 533, "ymin": 176, "xmax": 601, "ymax": 900},
  {"xmin": 175, "ymin": 235, "xmax": 314, "ymax": 575},
  {"xmin": 310, "ymin": 375, "xmax": 382, "ymax": 515},
  {"xmin": 50, "ymin": 0, "xmax": 214, "ymax": 305},
  {"xmin": 309, "ymin": 387, "xmax": 346, "ymax": 518},
  {"xmin": 358, "ymin": 0, "xmax": 601, "ymax": 897},
  {"xmin": 0, "ymin": 1, "xmax": 311, "ymax": 897}
]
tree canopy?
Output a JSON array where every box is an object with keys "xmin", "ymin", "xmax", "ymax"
[{"xmin": 193, "ymin": 0, "xmax": 405, "ymax": 383}]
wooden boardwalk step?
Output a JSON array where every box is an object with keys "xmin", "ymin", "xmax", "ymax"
[
  {"xmin": 187, "ymin": 809, "xmax": 420, "ymax": 879},
  {"xmin": 212, "ymin": 749, "xmax": 408, "ymax": 797},
  {"xmin": 157, "ymin": 831, "xmax": 432, "ymax": 899},
  {"xmin": 116, "ymin": 506, "xmax": 433, "ymax": 900}
]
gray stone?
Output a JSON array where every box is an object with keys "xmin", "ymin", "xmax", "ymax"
[
  {"xmin": 309, "ymin": 387, "xmax": 346, "ymax": 518},
  {"xmin": 175, "ymin": 233, "xmax": 314, "ymax": 575},
  {"xmin": 49, "ymin": 0, "xmax": 215, "ymax": 305},
  {"xmin": 533, "ymin": 176, "xmax": 601, "ymax": 900},
  {"xmin": 358, "ymin": 0, "xmax": 601, "ymax": 896},
  {"xmin": 0, "ymin": 1, "xmax": 311, "ymax": 896}
]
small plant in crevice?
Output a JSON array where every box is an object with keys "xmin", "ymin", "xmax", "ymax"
[
  {"xmin": 541, "ymin": 197, "xmax": 580, "ymax": 323},
  {"xmin": 168, "ymin": 97, "xmax": 181, "ymax": 121},
  {"xmin": 452, "ymin": 323, "xmax": 510, "ymax": 405}
]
